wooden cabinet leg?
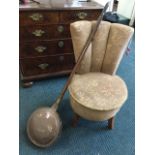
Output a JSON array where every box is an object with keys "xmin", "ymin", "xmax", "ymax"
[
  {"xmin": 72, "ymin": 113, "xmax": 80, "ymax": 127},
  {"xmin": 108, "ymin": 117, "xmax": 115, "ymax": 129},
  {"xmin": 22, "ymin": 81, "xmax": 34, "ymax": 88}
]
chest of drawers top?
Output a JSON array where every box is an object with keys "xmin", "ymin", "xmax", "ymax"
[
  {"xmin": 19, "ymin": 0, "xmax": 103, "ymax": 11},
  {"xmin": 19, "ymin": 0, "xmax": 103, "ymax": 26}
]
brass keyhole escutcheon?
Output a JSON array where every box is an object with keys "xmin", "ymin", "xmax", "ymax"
[
  {"xmin": 57, "ymin": 25, "xmax": 64, "ymax": 33},
  {"xmin": 77, "ymin": 12, "xmax": 88, "ymax": 19},
  {"xmin": 58, "ymin": 41, "xmax": 64, "ymax": 48}
]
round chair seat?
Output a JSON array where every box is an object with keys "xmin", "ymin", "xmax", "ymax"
[{"xmin": 68, "ymin": 73, "xmax": 128, "ymax": 121}]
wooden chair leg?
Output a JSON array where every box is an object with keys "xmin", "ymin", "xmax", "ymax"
[
  {"xmin": 72, "ymin": 113, "xmax": 80, "ymax": 127},
  {"xmin": 108, "ymin": 117, "xmax": 115, "ymax": 129}
]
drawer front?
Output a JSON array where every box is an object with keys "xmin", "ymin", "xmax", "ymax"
[
  {"xmin": 20, "ymin": 54, "xmax": 75, "ymax": 76},
  {"xmin": 20, "ymin": 24, "xmax": 70, "ymax": 41},
  {"xmin": 60, "ymin": 10, "xmax": 101, "ymax": 23},
  {"xmin": 20, "ymin": 11, "xmax": 59, "ymax": 26},
  {"xmin": 20, "ymin": 39, "xmax": 74, "ymax": 58}
]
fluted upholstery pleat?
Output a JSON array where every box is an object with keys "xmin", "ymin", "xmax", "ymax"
[
  {"xmin": 91, "ymin": 21, "xmax": 111, "ymax": 72},
  {"xmin": 70, "ymin": 21, "xmax": 134, "ymax": 75},
  {"xmin": 101, "ymin": 23, "xmax": 134, "ymax": 75},
  {"xmin": 70, "ymin": 21, "xmax": 92, "ymax": 74}
]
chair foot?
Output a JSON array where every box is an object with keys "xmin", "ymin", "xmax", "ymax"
[
  {"xmin": 108, "ymin": 117, "xmax": 115, "ymax": 129},
  {"xmin": 71, "ymin": 113, "xmax": 80, "ymax": 127}
]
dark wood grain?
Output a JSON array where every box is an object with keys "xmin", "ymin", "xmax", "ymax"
[
  {"xmin": 20, "ymin": 39, "xmax": 73, "ymax": 58},
  {"xmin": 20, "ymin": 54, "xmax": 75, "ymax": 76},
  {"xmin": 59, "ymin": 9, "xmax": 101, "ymax": 23},
  {"xmin": 20, "ymin": 70, "xmax": 73, "ymax": 82},
  {"xmin": 20, "ymin": 24, "xmax": 71, "ymax": 41},
  {"xmin": 19, "ymin": 11, "xmax": 59, "ymax": 26},
  {"xmin": 72, "ymin": 113, "xmax": 80, "ymax": 127},
  {"xmin": 108, "ymin": 117, "xmax": 115, "ymax": 129}
]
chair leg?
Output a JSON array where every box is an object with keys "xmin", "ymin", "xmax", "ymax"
[
  {"xmin": 72, "ymin": 113, "xmax": 80, "ymax": 127},
  {"xmin": 108, "ymin": 117, "xmax": 115, "ymax": 129}
]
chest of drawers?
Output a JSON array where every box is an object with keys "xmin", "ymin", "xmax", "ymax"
[{"xmin": 19, "ymin": 0, "xmax": 103, "ymax": 87}]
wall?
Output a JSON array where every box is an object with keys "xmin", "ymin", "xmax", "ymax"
[{"xmin": 117, "ymin": 0, "xmax": 135, "ymax": 19}]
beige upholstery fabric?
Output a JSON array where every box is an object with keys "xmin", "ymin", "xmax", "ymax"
[
  {"xmin": 91, "ymin": 21, "xmax": 111, "ymax": 72},
  {"xmin": 69, "ymin": 21, "xmax": 134, "ymax": 121},
  {"xmin": 70, "ymin": 21, "xmax": 134, "ymax": 75},
  {"xmin": 70, "ymin": 21, "xmax": 92, "ymax": 74},
  {"xmin": 101, "ymin": 23, "xmax": 134, "ymax": 75},
  {"xmin": 69, "ymin": 73, "xmax": 128, "ymax": 111},
  {"xmin": 69, "ymin": 73, "xmax": 127, "ymax": 121},
  {"xmin": 70, "ymin": 96, "xmax": 120, "ymax": 121}
]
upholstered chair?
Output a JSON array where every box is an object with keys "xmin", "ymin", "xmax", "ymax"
[{"xmin": 68, "ymin": 21, "xmax": 134, "ymax": 129}]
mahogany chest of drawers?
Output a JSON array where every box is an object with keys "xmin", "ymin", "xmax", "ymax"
[{"xmin": 19, "ymin": 0, "xmax": 103, "ymax": 87}]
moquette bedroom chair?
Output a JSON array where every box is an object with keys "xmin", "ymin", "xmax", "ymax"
[{"xmin": 68, "ymin": 21, "xmax": 134, "ymax": 129}]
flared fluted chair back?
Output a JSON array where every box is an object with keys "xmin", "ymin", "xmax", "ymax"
[
  {"xmin": 69, "ymin": 21, "xmax": 134, "ymax": 128},
  {"xmin": 70, "ymin": 21, "xmax": 134, "ymax": 75}
]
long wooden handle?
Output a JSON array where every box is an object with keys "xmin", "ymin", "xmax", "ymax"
[{"xmin": 53, "ymin": 2, "xmax": 109, "ymax": 109}]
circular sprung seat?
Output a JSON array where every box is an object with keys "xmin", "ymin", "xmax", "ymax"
[{"xmin": 68, "ymin": 73, "xmax": 128, "ymax": 121}]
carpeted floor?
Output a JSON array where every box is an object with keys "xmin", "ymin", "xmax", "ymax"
[{"xmin": 19, "ymin": 35, "xmax": 135, "ymax": 155}]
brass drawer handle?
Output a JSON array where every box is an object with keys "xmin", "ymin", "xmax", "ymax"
[
  {"xmin": 57, "ymin": 25, "xmax": 64, "ymax": 33},
  {"xmin": 38, "ymin": 63, "xmax": 49, "ymax": 70},
  {"xmin": 29, "ymin": 13, "xmax": 43, "ymax": 21},
  {"xmin": 58, "ymin": 41, "xmax": 64, "ymax": 48},
  {"xmin": 35, "ymin": 46, "xmax": 47, "ymax": 53},
  {"xmin": 32, "ymin": 30, "xmax": 45, "ymax": 37},
  {"xmin": 77, "ymin": 12, "xmax": 88, "ymax": 19}
]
